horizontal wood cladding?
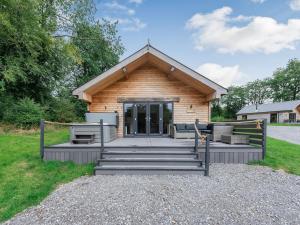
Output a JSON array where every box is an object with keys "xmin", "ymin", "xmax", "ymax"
[
  {"xmin": 89, "ymin": 64, "xmax": 210, "ymax": 137},
  {"xmin": 117, "ymin": 97, "xmax": 180, "ymax": 103}
]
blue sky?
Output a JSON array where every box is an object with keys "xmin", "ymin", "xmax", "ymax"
[{"xmin": 95, "ymin": 0, "xmax": 300, "ymax": 87}]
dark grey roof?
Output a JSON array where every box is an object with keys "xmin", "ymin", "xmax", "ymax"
[{"xmin": 237, "ymin": 100, "xmax": 300, "ymax": 115}]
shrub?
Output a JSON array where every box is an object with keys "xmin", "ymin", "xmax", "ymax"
[
  {"xmin": 45, "ymin": 97, "xmax": 80, "ymax": 123},
  {"xmin": 211, "ymin": 116, "xmax": 226, "ymax": 122},
  {"xmin": 3, "ymin": 98, "xmax": 44, "ymax": 128}
]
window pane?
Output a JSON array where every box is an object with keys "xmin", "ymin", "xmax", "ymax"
[
  {"xmin": 124, "ymin": 104, "xmax": 134, "ymax": 135},
  {"xmin": 163, "ymin": 103, "xmax": 173, "ymax": 134},
  {"xmin": 137, "ymin": 103, "xmax": 147, "ymax": 134},
  {"xmin": 150, "ymin": 104, "xmax": 160, "ymax": 134}
]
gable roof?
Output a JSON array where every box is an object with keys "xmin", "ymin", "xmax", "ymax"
[
  {"xmin": 237, "ymin": 100, "xmax": 300, "ymax": 115},
  {"xmin": 72, "ymin": 44, "xmax": 227, "ymax": 102}
]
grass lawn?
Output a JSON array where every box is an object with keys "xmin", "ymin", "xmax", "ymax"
[
  {"xmin": 268, "ymin": 123, "xmax": 300, "ymax": 126},
  {"xmin": 0, "ymin": 129, "xmax": 93, "ymax": 222},
  {"xmin": 252, "ymin": 137, "xmax": 300, "ymax": 175}
]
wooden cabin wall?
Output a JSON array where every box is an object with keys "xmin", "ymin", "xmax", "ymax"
[{"xmin": 89, "ymin": 64, "xmax": 209, "ymax": 137}]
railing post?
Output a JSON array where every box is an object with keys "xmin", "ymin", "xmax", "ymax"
[
  {"xmin": 194, "ymin": 119, "xmax": 199, "ymax": 153},
  {"xmin": 204, "ymin": 134, "xmax": 210, "ymax": 176},
  {"xmin": 262, "ymin": 119, "xmax": 267, "ymax": 160},
  {"xmin": 40, "ymin": 119, "xmax": 44, "ymax": 159},
  {"xmin": 100, "ymin": 119, "xmax": 104, "ymax": 159}
]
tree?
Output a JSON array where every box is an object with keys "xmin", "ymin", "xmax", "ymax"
[
  {"xmin": 0, "ymin": 0, "xmax": 124, "ymax": 124},
  {"xmin": 222, "ymin": 86, "xmax": 247, "ymax": 119},
  {"xmin": 0, "ymin": 0, "xmax": 74, "ymax": 103},
  {"xmin": 270, "ymin": 59, "xmax": 300, "ymax": 102},
  {"xmin": 69, "ymin": 20, "xmax": 124, "ymax": 88},
  {"xmin": 245, "ymin": 78, "xmax": 271, "ymax": 105}
]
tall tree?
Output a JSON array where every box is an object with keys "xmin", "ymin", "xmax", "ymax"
[
  {"xmin": 270, "ymin": 59, "xmax": 300, "ymax": 101},
  {"xmin": 270, "ymin": 59, "xmax": 300, "ymax": 102},
  {"xmin": 0, "ymin": 0, "xmax": 124, "ymax": 104},
  {"xmin": 69, "ymin": 20, "xmax": 124, "ymax": 88},
  {"xmin": 222, "ymin": 86, "xmax": 247, "ymax": 119},
  {"xmin": 0, "ymin": 0, "xmax": 72, "ymax": 103},
  {"xmin": 245, "ymin": 78, "xmax": 271, "ymax": 105}
]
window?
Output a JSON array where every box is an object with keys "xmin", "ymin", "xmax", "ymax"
[
  {"xmin": 289, "ymin": 113, "xmax": 296, "ymax": 123},
  {"xmin": 242, "ymin": 115, "xmax": 247, "ymax": 120},
  {"xmin": 270, "ymin": 113, "xmax": 278, "ymax": 123}
]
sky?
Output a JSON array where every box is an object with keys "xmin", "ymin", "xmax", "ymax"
[{"xmin": 95, "ymin": 0, "xmax": 300, "ymax": 87}]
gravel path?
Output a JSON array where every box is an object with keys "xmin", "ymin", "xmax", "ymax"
[
  {"xmin": 3, "ymin": 164, "xmax": 300, "ymax": 225},
  {"xmin": 268, "ymin": 126, "xmax": 300, "ymax": 145}
]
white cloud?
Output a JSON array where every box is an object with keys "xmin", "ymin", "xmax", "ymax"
[
  {"xmin": 197, "ymin": 63, "xmax": 249, "ymax": 87},
  {"xmin": 290, "ymin": 0, "xmax": 300, "ymax": 10},
  {"xmin": 186, "ymin": 7, "xmax": 300, "ymax": 54},
  {"xmin": 105, "ymin": 17, "xmax": 146, "ymax": 31},
  {"xmin": 104, "ymin": 1, "xmax": 135, "ymax": 15},
  {"xmin": 251, "ymin": 0, "xmax": 266, "ymax": 4},
  {"xmin": 129, "ymin": 0, "xmax": 143, "ymax": 4},
  {"xmin": 101, "ymin": 1, "xmax": 146, "ymax": 32}
]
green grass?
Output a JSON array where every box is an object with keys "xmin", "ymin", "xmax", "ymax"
[
  {"xmin": 252, "ymin": 137, "xmax": 300, "ymax": 175},
  {"xmin": 0, "ymin": 129, "xmax": 93, "ymax": 222},
  {"xmin": 268, "ymin": 123, "xmax": 300, "ymax": 126}
]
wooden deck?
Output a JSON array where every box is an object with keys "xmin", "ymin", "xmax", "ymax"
[{"xmin": 44, "ymin": 138, "xmax": 262, "ymax": 165}]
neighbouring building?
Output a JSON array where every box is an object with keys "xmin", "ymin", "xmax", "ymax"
[
  {"xmin": 72, "ymin": 44, "xmax": 227, "ymax": 137},
  {"xmin": 237, "ymin": 100, "xmax": 300, "ymax": 123}
]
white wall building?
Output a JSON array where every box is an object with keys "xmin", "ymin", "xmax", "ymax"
[{"xmin": 237, "ymin": 100, "xmax": 300, "ymax": 123}]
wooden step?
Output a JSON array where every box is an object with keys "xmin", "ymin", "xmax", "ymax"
[
  {"xmin": 102, "ymin": 151, "xmax": 197, "ymax": 159},
  {"xmin": 98, "ymin": 158, "xmax": 202, "ymax": 166},
  {"xmin": 94, "ymin": 165, "xmax": 206, "ymax": 175}
]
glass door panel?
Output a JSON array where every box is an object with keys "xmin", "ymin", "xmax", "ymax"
[
  {"xmin": 149, "ymin": 104, "xmax": 160, "ymax": 134},
  {"xmin": 163, "ymin": 103, "xmax": 173, "ymax": 134},
  {"xmin": 136, "ymin": 103, "xmax": 147, "ymax": 134},
  {"xmin": 124, "ymin": 103, "xmax": 134, "ymax": 136}
]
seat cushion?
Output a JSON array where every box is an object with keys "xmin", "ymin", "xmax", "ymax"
[
  {"xmin": 201, "ymin": 130, "xmax": 212, "ymax": 134},
  {"xmin": 185, "ymin": 130, "xmax": 195, "ymax": 133},
  {"xmin": 176, "ymin": 124, "xmax": 186, "ymax": 131},
  {"xmin": 197, "ymin": 124, "xmax": 208, "ymax": 130},
  {"xmin": 186, "ymin": 124, "xmax": 195, "ymax": 130}
]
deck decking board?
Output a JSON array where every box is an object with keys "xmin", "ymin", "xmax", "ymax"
[{"xmin": 44, "ymin": 138, "xmax": 262, "ymax": 164}]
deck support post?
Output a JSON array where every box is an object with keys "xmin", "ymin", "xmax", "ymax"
[
  {"xmin": 40, "ymin": 119, "xmax": 45, "ymax": 159},
  {"xmin": 262, "ymin": 119, "xmax": 267, "ymax": 160},
  {"xmin": 204, "ymin": 135, "xmax": 210, "ymax": 176},
  {"xmin": 194, "ymin": 119, "xmax": 199, "ymax": 153},
  {"xmin": 100, "ymin": 119, "xmax": 104, "ymax": 159}
]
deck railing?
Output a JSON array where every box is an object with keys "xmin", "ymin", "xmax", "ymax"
[
  {"xmin": 39, "ymin": 119, "xmax": 106, "ymax": 160},
  {"xmin": 99, "ymin": 119, "xmax": 104, "ymax": 160},
  {"xmin": 208, "ymin": 119, "xmax": 267, "ymax": 159},
  {"xmin": 194, "ymin": 119, "xmax": 210, "ymax": 176}
]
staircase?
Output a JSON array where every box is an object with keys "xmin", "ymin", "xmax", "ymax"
[{"xmin": 94, "ymin": 146, "xmax": 207, "ymax": 175}]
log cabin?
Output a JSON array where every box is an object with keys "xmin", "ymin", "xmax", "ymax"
[{"xmin": 72, "ymin": 44, "xmax": 227, "ymax": 138}]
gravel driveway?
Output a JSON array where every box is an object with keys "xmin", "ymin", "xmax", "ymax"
[
  {"xmin": 268, "ymin": 126, "xmax": 300, "ymax": 145},
  {"xmin": 3, "ymin": 165, "xmax": 300, "ymax": 225}
]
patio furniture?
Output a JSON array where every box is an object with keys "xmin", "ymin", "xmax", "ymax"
[
  {"xmin": 221, "ymin": 134, "xmax": 249, "ymax": 145},
  {"xmin": 212, "ymin": 125, "xmax": 233, "ymax": 142},
  {"xmin": 172, "ymin": 123, "xmax": 212, "ymax": 139}
]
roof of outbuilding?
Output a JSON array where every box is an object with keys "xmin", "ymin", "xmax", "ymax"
[{"xmin": 236, "ymin": 100, "xmax": 300, "ymax": 115}]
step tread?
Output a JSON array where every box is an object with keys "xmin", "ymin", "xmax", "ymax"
[
  {"xmin": 95, "ymin": 165, "xmax": 205, "ymax": 171},
  {"xmin": 103, "ymin": 151, "xmax": 196, "ymax": 154},
  {"xmin": 99, "ymin": 158, "xmax": 201, "ymax": 162},
  {"xmin": 72, "ymin": 138, "xmax": 94, "ymax": 141}
]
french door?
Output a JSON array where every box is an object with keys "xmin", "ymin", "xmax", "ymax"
[{"xmin": 124, "ymin": 102, "xmax": 173, "ymax": 136}]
